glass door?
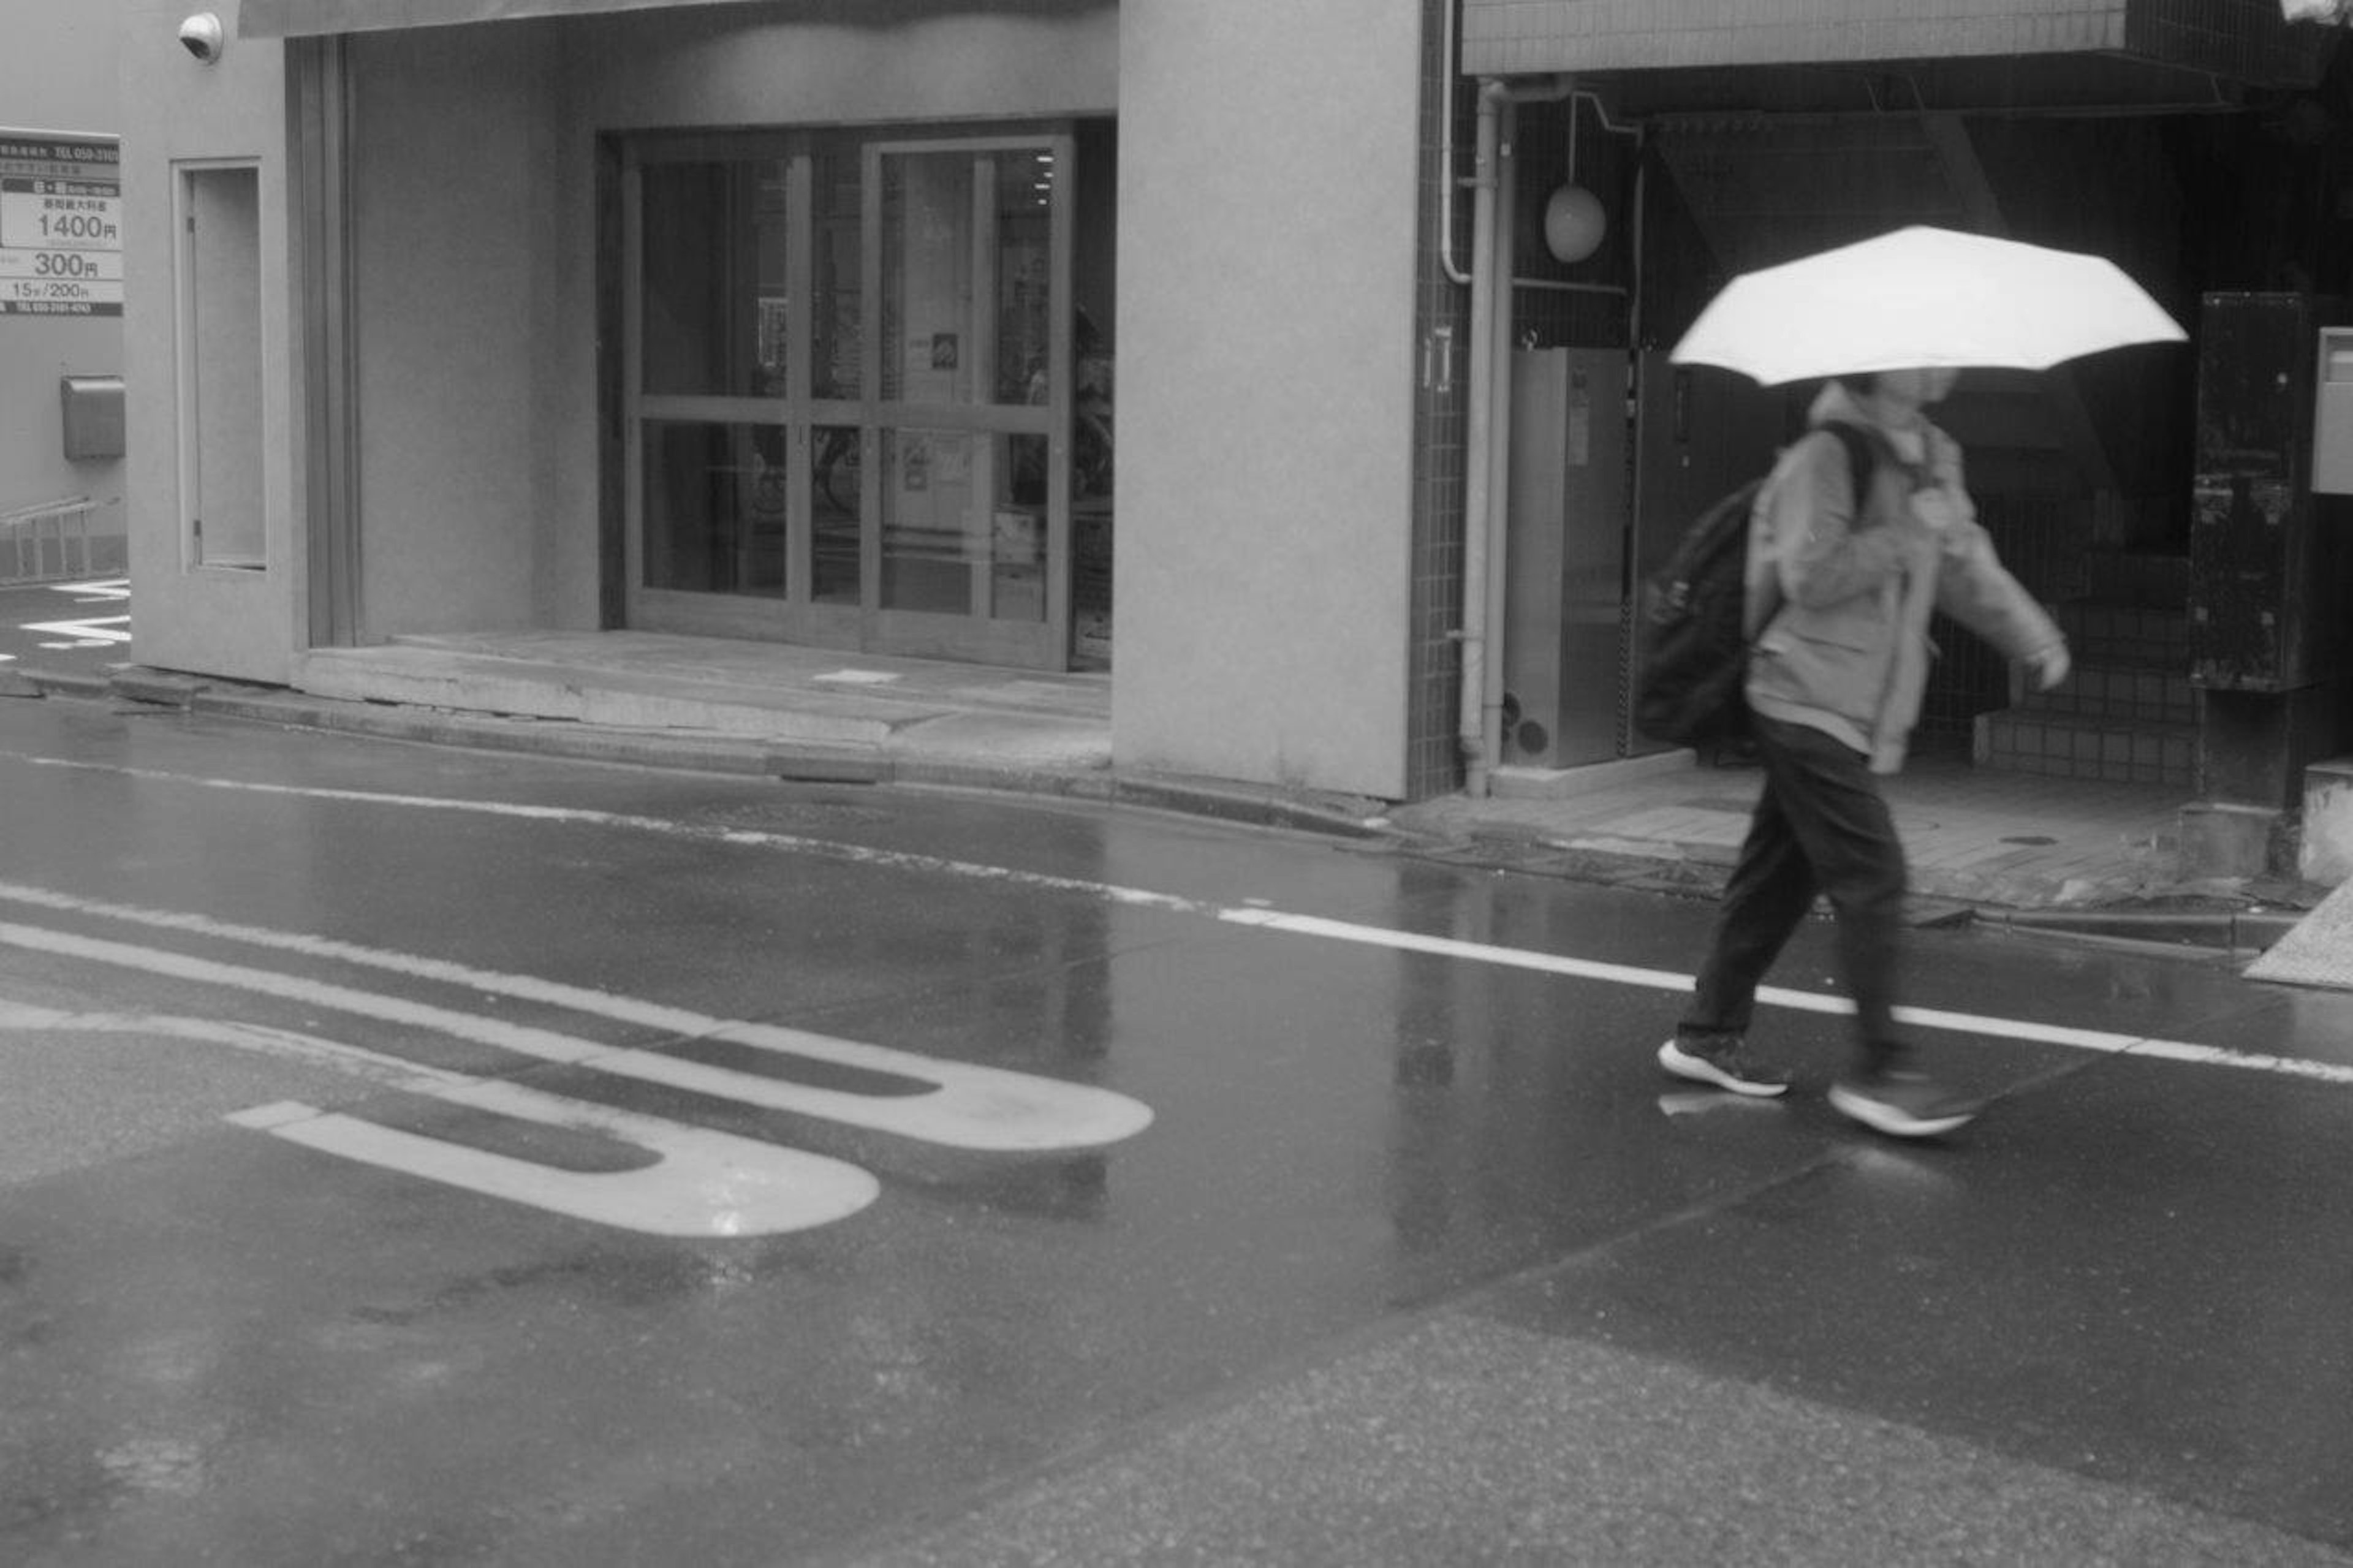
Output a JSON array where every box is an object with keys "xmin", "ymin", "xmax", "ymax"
[
  {"xmin": 865, "ymin": 136, "xmax": 1072, "ymax": 664},
  {"xmin": 625, "ymin": 136, "xmax": 819, "ymax": 641},
  {"xmin": 621, "ymin": 129, "xmax": 1075, "ymax": 667}
]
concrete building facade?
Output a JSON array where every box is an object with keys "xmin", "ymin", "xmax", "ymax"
[{"xmin": 113, "ymin": 1, "xmax": 2353, "ymax": 845}]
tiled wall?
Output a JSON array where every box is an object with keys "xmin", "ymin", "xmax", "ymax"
[
  {"xmin": 1405, "ymin": 0, "xmax": 1472, "ymax": 800},
  {"xmin": 2128, "ymin": 0, "xmax": 2338, "ymax": 85},
  {"xmin": 1977, "ymin": 710, "xmax": 2196, "ymax": 782}
]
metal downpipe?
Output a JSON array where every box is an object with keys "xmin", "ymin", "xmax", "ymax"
[
  {"xmin": 1458, "ymin": 74, "xmax": 1572, "ymax": 797},
  {"xmin": 1458, "ymin": 79, "xmax": 1506, "ymax": 797}
]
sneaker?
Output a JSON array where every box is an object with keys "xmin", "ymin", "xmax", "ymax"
[
  {"xmin": 1656, "ymin": 1037, "xmax": 1791, "ymax": 1098},
  {"xmin": 1828, "ymin": 1071, "xmax": 1984, "ymax": 1138}
]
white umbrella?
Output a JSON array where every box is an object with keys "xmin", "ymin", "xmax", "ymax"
[{"xmin": 1669, "ymin": 226, "xmax": 2186, "ymax": 386}]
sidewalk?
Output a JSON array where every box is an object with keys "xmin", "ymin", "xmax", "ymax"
[{"xmin": 26, "ymin": 629, "xmax": 2332, "ymax": 937}]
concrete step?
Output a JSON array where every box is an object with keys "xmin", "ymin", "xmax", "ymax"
[
  {"xmin": 294, "ymin": 643, "xmax": 944, "ymax": 746},
  {"xmin": 1974, "ymin": 707, "xmax": 2196, "ymax": 787}
]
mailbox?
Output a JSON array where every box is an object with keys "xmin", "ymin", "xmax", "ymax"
[
  {"xmin": 2316, "ymin": 329, "xmax": 2353, "ymax": 494},
  {"xmin": 59, "ymin": 375, "xmax": 125, "ymax": 461}
]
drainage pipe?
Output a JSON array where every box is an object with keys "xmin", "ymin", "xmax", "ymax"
[
  {"xmin": 1438, "ymin": 2, "xmax": 1471, "ymax": 287},
  {"xmin": 1457, "ymin": 73, "xmax": 1573, "ymax": 797}
]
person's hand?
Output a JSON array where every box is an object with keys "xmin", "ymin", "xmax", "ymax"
[{"xmin": 2026, "ymin": 643, "xmax": 2071, "ymax": 692}]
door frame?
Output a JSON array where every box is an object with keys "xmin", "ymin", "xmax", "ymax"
[{"xmin": 617, "ymin": 123, "xmax": 1076, "ymax": 668}]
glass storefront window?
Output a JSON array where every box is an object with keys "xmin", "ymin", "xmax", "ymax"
[
  {"xmin": 811, "ymin": 423, "xmax": 860, "ymax": 604},
  {"xmin": 879, "ymin": 148, "xmax": 1055, "ymax": 408},
  {"xmin": 879, "ymin": 429, "xmax": 1045, "ymax": 622},
  {"xmin": 641, "ymin": 419, "xmax": 788, "ymax": 597},
  {"xmin": 640, "ymin": 158, "xmax": 792, "ymax": 400},
  {"xmin": 999, "ymin": 150, "xmax": 1056, "ymax": 410},
  {"xmin": 623, "ymin": 125, "xmax": 1097, "ymax": 665},
  {"xmin": 811, "ymin": 139, "xmax": 861, "ymax": 403}
]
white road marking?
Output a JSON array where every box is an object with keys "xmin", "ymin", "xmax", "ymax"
[
  {"xmin": 47, "ymin": 578, "xmax": 129, "ymax": 598},
  {"xmin": 0, "ymin": 908, "xmax": 1153, "ymax": 1151},
  {"xmin": 21, "ymin": 614, "xmax": 130, "ymax": 645},
  {"xmin": 5, "ymin": 753, "xmax": 2346, "ymax": 1089},
  {"xmin": 227, "ymin": 1083, "xmax": 879, "ymax": 1238},
  {"xmin": 1216, "ymin": 909, "xmax": 2353, "ymax": 1088},
  {"xmin": 0, "ymin": 998, "xmax": 876, "ymax": 1236},
  {"xmin": 6, "ymin": 755, "xmax": 1204, "ymax": 910},
  {"xmin": 0, "ymin": 997, "xmax": 435, "ymax": 1089}
]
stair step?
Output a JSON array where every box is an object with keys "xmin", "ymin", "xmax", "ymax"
[
  {"xmin": 1973, "ymin": 710, "xmax": 2196, "ymax": 787},
  {"xmin": 2019, "ymin": 664, "xmax": 2196, "ymax": 726}
]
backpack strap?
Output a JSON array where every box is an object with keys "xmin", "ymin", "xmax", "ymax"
[
  {"xmin": 1746, "ymin": 423, "xmax": 1888, "ymax": 642},
  {"xmin": 1820, "ymin": 422, "xmax": 1885, "ymax": 525}
]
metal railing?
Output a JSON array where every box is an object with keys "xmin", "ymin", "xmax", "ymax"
[{"xmin": 0, "ymin": 496, "xmax": 99, "ymax": 585}]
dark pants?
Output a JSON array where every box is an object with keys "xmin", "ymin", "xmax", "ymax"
[{"xmin": 1679, "ymin": 714, "xmax": 1909, "ymax": 1073}]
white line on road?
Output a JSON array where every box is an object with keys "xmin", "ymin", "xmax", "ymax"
[
  {"xmin": 0, "ymin": 988, "xmax": 880, "ymax": 1233},
  {"xmin": 1215, "ymin": 909, "xmax": 2353, "ymax": 1088},
  {"xmin": 7, "ymin": 753, "xmax": 2347, "ymax": 1088},
  {"xmin": 0, "ymin": 996, "xmax": 880, "ymax": 1237},
  {"xmin": 7, "ymin": 754, "xmax": 1207, "ymax": 910},
  {"xmin": 0, "ymin": 905, "xmax": 1153, "ymax": 1151},
  {"xmin": 47, "ymin": 578, "xmax": 129, "ymax": 599},
  {"xmin": 21, "ymin": 614, "xmax": 130, "ymax": 645},
  {"xmin": 226, "ymin": 1081, "xmax": 881, "ymax": 1238}
]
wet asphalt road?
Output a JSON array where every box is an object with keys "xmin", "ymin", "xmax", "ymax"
[
  {"xmin": 0, "ymin": 697, "xmax": 2349, "ymax": 1564},
  {"xmin": 0, "ymin": 578, "xmax": 133, "ymax": 681}
]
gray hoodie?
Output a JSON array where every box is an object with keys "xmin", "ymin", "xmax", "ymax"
[{"xmin": 1743, "ymin": 382, "xmax": 2065, "ymax": 773}]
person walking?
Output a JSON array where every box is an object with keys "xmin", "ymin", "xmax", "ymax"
[{"xmin": 1656, "ymin": 367, "xmax": 2071, "ymax": 1137}]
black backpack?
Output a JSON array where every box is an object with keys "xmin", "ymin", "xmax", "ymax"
[{"xmin": 1632, "ymin": 423, "xmax": 1877, "ymax": 748}]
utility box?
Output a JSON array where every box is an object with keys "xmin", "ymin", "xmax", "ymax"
[
  {"xmin": 2189, "ymin": 294, "xmax": 2353, "ymax": 694},
  {"xmin": 1502, "ymin": 349, "xmax": 1629, "ymax": 770},
  {"xmin": 59, "ymin": 376, "xmax": 125, "ymax": 461},
  {"xmin": 2191, "ymin": 294, "xmax": 2353, "ymax": 810}
]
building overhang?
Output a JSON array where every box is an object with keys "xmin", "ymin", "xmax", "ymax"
[
  {"xmin": 237, "ymin": 0, "xmax": 1097, "ymax": 39},
  {"xmin": 1463, "ymin": 0, "xmax": 2340, "ymax": 113},
  {"xmin": 237, "ymin": 0, "xmax": 768, "ymax": 36}
]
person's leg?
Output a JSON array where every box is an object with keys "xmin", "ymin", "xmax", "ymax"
[
  {"xmin": 1748, "ymin": 719, "xmax": 1984, "ymax": 1135},
  {"xmin": 1660, "ymin": 733, "xmax": 1821, "ymax": 1097},
  {"xmin": 1681, "ymin": 775, "xmax": 1820, "ymax": 1040},
  {"xmin": 1742, "ymin": 718, "xmax": 1910, "ymax": 1072}
]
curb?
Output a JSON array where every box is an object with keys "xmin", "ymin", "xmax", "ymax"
[
  {"xmin": 1102, "ymin": 774, "xmax": 1395, "ymax": 840},
  {"xmin": 32, "ymin": 666, "xmax": 2305, "ymax": 934},
  {"xmin": 190, "ymin": 684, "xmax": 811, "ymax": 779},
  {"xmin": 1988, "ymin": 906, "xmax": 2304, "ymax": 955},
  {"xmin": 14, "ymin": 667, "xmax": 115, "ymax": 702},
  {"xmin": 67, "ymin": 669, "xmax": 1396, "ymax": 844}
]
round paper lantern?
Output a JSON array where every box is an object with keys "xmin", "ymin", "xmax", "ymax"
[{"xmin": 1544, "ymin": 184, "xmax": 1607, "ymax": 264}]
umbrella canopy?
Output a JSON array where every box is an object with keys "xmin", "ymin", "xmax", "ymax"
[{"xmin": 1669, "ymin": 226, "xmax": 2186, "ymax": 386}]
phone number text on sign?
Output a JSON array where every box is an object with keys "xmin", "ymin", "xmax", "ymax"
[{"xmin": 0, "ymin": 132, "xmax": 121, "ymax": 317}]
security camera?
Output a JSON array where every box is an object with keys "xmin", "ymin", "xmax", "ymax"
[{"xmin": 178, "ymin": 12, "xmax": 225, "ymax": 63}]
